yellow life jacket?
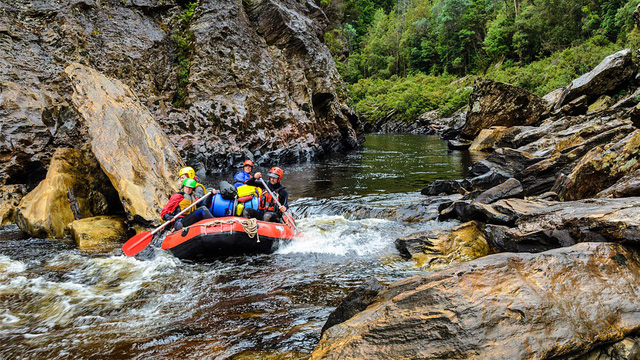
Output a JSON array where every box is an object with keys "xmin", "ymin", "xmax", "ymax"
[{"xmin": 179, "ymin": 192, "xmax": 197, "ymax": 215}]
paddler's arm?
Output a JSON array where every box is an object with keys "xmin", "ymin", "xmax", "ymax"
[
  {"xmin": 245, "ymin": 172, "xmax": 265, "ymax": 189},
  {"xmin": 278, "ymin": 188, "xmax": 288, "ymax": 213}
]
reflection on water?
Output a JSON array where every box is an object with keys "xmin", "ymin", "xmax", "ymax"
[
  {"xmin": 210, "ymin": 134, "xmax": 482, "ymax": 198},
  {"xmin": 0, "ymin": 134, "xmax": 476, "ymax": 359}
]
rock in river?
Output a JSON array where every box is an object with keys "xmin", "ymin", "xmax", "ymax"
[
  {"xmin": 69, "ymin": 215, "xmax": 128, "ymax": 251},
  {"xmin": 395, "ymin": 221, "xmax": 493, "ymax": 271},
  {"xmin": 486, "ymin": 197, "xmax": 640, "ymax": 253},
  {"xmin": 0, "ymin": 185, "xmax": 27, "ymax": 225},
  {"xmin": 15, "ymin": 148, "xmax": 122, "ymax": 239},
  {"xmin": 66, "ymin": 63, "xmax": 184, "ymax": 225},
  {"xmin": 310, "ymin": 242, "xmax": 640, "ymax": 360},
  {"xmin": 461, "ymin": 79, "xmax": 546, "ymax": 138}
]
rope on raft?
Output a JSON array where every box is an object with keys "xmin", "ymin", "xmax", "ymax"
[{"xmin": 204, "ymin": 218, "xmax": 260, "ymax": 242}]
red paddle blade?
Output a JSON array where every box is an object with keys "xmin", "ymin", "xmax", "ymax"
[{"xmin": 122, "ymin": 231, "xmax": 153, "ymax": 257}]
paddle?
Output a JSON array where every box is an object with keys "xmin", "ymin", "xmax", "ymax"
[
  {"xmin": 258, "ymin": 177, "xmax": 299, "ymax": 233},
  {"xmin": 122, "ymin": 191, "xmax": 212, "ymax": 257}
]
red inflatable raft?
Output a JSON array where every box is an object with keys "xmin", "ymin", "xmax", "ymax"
[{"xmin": 160, "ymin": 216, "xmax": 296, "ymax": 261}]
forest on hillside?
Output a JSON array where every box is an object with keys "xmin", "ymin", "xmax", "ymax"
[{"xmin": 322, "ymin": 0, "xmax": 640, "ymax": 123}]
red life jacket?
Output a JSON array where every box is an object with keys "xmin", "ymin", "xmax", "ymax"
[
  {"xmin": 259, "ymin": 191, "xmax": 278, "ymax": 212},
  {"xmin": 160, "ymin": 191, "xmax": 197, "ymax": 219}
]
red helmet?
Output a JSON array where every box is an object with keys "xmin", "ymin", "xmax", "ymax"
[
  {"xmin": 267, "ymin": 167, "xmax": 283, "ymax": 182},
  {"xmin": 243, "ymin": 160, "xmax": 254, "ymax": 167}
]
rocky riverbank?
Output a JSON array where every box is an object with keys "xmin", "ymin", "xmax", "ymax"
[{"xmin": 312, "ymin": 46, "xmax": 640, "ymax": 359}]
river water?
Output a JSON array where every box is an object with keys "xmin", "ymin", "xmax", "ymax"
[{"xmin": 0, "ymin": 134, "xmax": 477, "ymax": 359}]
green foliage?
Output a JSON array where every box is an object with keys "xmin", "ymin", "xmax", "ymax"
[
  {"xmin": 348, "ymin": 73, "xmax": 472, "ymax": 123},
  {"xmin": 332, "ymin": 0, "xmax": 640, "ymax": 126},
  {"xmin": 486, "ymin": 35, "xmax": 621, "ymax": 96},
  {"xmin": 341, "ymin": 0, "xmax": 638, "ymax": 81},
  {"xmin": 172, "ymin": 1, "xmax": 197, "ymax": 108},
  {"xmin": 342, "ymin": 0, "xmax": 396, "ymax": 52}
]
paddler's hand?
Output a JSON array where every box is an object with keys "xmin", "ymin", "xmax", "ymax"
[
  {"xmin": 254, "ymin": 172, "xmax": 262, "ymax": 179},
  {"xmin": 279, "ymin": 205, "xmax": 286, "ymax": 213},
  {"xmin": 208, "ymin": 187, "xmax": 218, "ymax": 195}
]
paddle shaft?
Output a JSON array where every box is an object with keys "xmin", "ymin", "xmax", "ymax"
[
  {"xmin": 152, "ymin": 191, "xmax": 212, "ymax": 235},
  {"xmin": 258, "ymin": 177, "xmax": 298, "ymax": 232}
]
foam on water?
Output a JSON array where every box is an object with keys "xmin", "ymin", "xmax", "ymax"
[
  {"xmin": 278, "ymin": 214, "xmax": 457, "ymax": 257},
  {"xmin": 277, "ymin": 215, "xmax": 401, "ymax": 256},
  {"xmin": 0, "ymin": 251, "xmax": 199, "ymax": 336}
]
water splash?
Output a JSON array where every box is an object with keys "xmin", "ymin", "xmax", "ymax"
[
  {"xmin": 278, "ymin": 215, "xmax": 402, "ymax": 256},
  {"xmin": 279, "ymin": 214, "xmax": 457, "ymax": 258}
]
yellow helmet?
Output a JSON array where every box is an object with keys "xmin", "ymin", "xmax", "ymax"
[{"xmin": 178, "ymin": 166, "xmax": 195, "ymax": 179}]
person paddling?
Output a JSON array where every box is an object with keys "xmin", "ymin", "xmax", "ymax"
[
  {"xmin": 233, "ymin": 160, "xmax": 254, "ymax": 188},
  {"xmin": 243, "ymin": 167, "xmax": 288, "ymax": 223},
  {"xmin": 178, "ymin": 166, "xmax": 207, "ymax": 198},
  {"xmin": 161, "ymin": 178, "xmax": 215, "ymax": 230}
]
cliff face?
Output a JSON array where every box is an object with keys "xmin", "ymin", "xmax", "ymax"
[{"xmin": 0, "ymin": 0, "xmax": 362, "ymax": 185}]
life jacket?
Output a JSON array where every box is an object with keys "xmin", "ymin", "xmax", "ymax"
[
  {"xmin": 233, "ymin": 171, "xmax": 252, "ymax": 188},
  {"xmin": 259, "ymin": 185, "xmax": 285, "ymax": 212},
  {"xmin": 259, "ymin": 191, "xmax": 277, "ymax": 212},
  {"xmin": 195, "ymin": 182, "xmax": 207, "ymax": 197},
  {"xmin": 161, "ymin": 191, "xmax": 198, "ymax": 220},
  {"xmin": 178, "ymin": 192, "xmax": 197, "ymax": 215}
]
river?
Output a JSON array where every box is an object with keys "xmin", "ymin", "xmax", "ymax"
[{"xmin": 0, "ymin": 134, "xmax": 478, "ymax": 359}]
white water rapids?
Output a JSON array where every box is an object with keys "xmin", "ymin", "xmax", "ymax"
[{"xmin": 0, "ymin": 134, "xmax": 474, "ymax": 359}]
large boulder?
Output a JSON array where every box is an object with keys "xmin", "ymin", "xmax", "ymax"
[
  {"xmin": 310, "ymin": 242, "xmax": 640, "ymax": 360},
  {"xmin": 66, "ymin": 63, "xmax": 184, "ymax": 225},
  {"xmin": 15, "ymin": 148, "xmax": 122, "ymax": 239},
  {"xmin": 69, "ymin": 215, "xmax": 128, "ymax": 251},
  {"xmin": 555, "ymin": 130, "xmax": 640, "ymax": 201},
  {"xmin": 461, "ymin": 79, "xmax": 546, "ymax": 138},
  {"xmin": 0, "ymin": 185, "xmax": 27, "ymax": 225},
  {"xmin": 557, "ymin": 49, "xmax": 635, "ymax": 108},
  {"xmin": 486, "ymin": 197, "xmax": 640, "ymax": 253},
  {"xmin": 395, "ymin": 221, "xmax": 492, "ymax": 271},
  {"xmin": 321, "ymin": 277, "xmax": 384, "ymax": 335},
  {"xmin": 439, "ymin": 198, "xmax": 550, "ymax": 225}
]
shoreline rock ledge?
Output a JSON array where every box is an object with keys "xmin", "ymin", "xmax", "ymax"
[{"xmin": 310, "ymin": 242, "xmax": 640, "ymax": 360}]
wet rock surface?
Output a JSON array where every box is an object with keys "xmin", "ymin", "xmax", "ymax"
[
  {"xmin": 473, "ymin": 178, "xmax": 523, "ymax": 204},
  {"xmin": 395, "ymin": 221, "xmax": 492, "ymax": 270},
  {"xmin": 461, "ymin": 79, "xmax": 546, "ymax": 138},
  {"xmin": 311, "ymin": 242, "xmax": 640, "ymax": 360},
  {"xmin": 69, "ymin": 215, "xmax": 129, "ymax": 251},
  {"xmin": 0, "ymin": 0, "xmax": 361, "ymax": 184},
  {"xmin": 578, "ymin": 337, "xmax": 640, "ymax": 360},
  {"xmin": 66, "ymin": 63, "xmax": 183, "ymax": 225},
  {"xmin": 0, "ymin": 185, "xmax": 27, "ymax": 225},
  {"xmin": 487, "ymin": 197, "xmax": 640, "ymax": 252},
  {"xmin": 321, "ymin": 277, "xmax": 384, "ymax": 335},
  {"xmin": 15, "ymin": 148, "xmax": 122, "ymax": 239}
]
